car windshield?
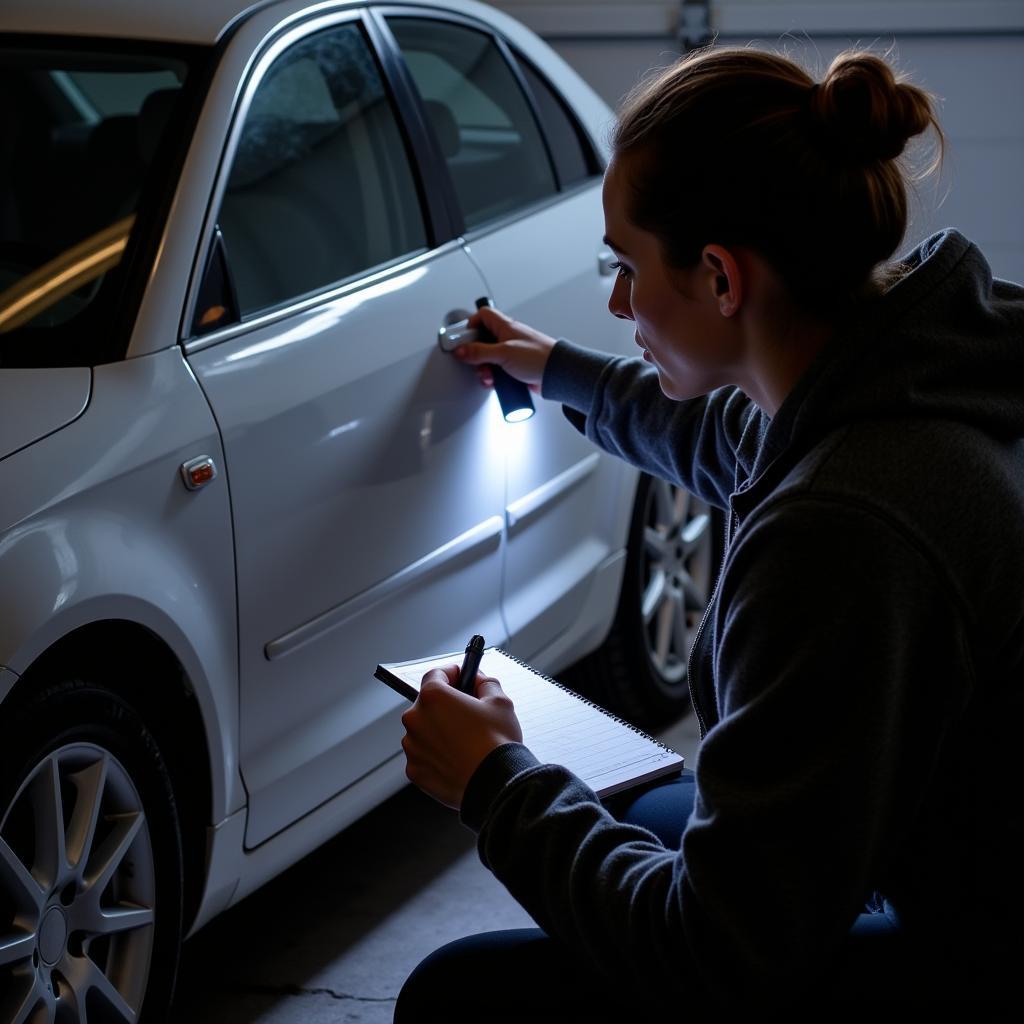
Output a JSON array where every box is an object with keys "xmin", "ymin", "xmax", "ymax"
[{"xmin": 0, "ymin": 39, "xmax": 198, "ymax": 366}]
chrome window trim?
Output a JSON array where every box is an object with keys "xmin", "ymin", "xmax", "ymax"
[
  {"xmin": 219, "ymin": 1, "xmax": 366, "ymax": 47},
  {"xmin": 182, "ymin": 237, "xmax": 463, "ymax": 354}
]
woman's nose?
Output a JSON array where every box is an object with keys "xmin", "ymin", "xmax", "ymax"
[{"xmin": 608, "ymin": 275, "xmax": 634, "ymax": 321}]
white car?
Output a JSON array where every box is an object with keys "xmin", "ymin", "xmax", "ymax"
[{"xmin": 0, "ymin": 1, "xmax": 716, "ymax": 1018}]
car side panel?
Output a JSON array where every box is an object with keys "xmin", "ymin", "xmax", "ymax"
[
  {"xmin": 0, "ymin": 348, "xmax": 241, "ymax": 823},
  {"xmin": 188, "ymin": 247, "xmax": 508, "ymax": 849}
]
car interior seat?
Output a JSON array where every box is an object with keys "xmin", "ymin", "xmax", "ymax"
[
  {"xmin": 137, "ymin": 87, "xmax": 179, "ymax": 168},
  {"xmin": 421, "ymin": 94, "xmax": 548, "ymax": 227},
  {"xmin": 424, "ymin": 98, "xmax": 460, "ymax": 160}
]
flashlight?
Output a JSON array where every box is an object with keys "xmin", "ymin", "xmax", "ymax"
[
  {"xmin": 473, "ymin": 297, "xmax": 535, "ymax": 422},
  {"xmin": 437, "ymin": 299, "xmax": 535, "ymax": 423}
]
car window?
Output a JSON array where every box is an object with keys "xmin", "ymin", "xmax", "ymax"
[
  {"xmin": 0, "ymin": 45, "xmax": 192, "ymax": 362},
  {"xmin": 54, "ymin": 68, "xmax": 183, "ymax": 119},
  {"xmin": 387, "ymin": 17, "xmax": 557, "ymax": 230},
  {"xmin": 512, "ymin": 54, "xmax": 598, "ymax": 189},
  {"xmin": 214, "ymin": 23, "xmax": 427, "ymax": 320}
]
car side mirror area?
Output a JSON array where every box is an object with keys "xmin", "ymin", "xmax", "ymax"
[{"xmin": 193, "ymin": 226, "xmax": 240, "ymax": 336}]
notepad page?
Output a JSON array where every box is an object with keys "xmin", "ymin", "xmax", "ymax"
[{"xmin": 383, "ymin": 648, "xmax": 682, "ymax": 795}]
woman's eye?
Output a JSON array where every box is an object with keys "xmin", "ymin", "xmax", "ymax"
[{"xmin": 609, "ymin": 260, "xmax": 632, "ymax": 279}]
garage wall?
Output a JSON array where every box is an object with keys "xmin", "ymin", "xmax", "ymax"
[{"xmin": 489, "ymin": 1, "xmax": 1024, "ymax": 283}]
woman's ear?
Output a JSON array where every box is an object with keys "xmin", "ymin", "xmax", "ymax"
[{"xmin": 702, "ymin": 245, "xmax": 742, "ymax": 317}]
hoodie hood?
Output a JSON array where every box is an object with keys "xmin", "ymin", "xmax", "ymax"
[{"xmin": 749, "ymin": 229, "xmax": 1024, "ymax": 483}]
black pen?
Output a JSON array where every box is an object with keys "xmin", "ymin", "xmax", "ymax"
[{"xmin": 457, "ymin": 634, "xmax": 485, "ymax": 695}]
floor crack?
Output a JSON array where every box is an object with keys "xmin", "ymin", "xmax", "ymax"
[{"xmin": 243, "ymin": 983, "xmax": 394, "ymax": 1003}]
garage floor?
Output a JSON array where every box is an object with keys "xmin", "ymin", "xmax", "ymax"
[{"xmin": 169, "ymin": 711, "xmax": 701, "ymax": 1023}]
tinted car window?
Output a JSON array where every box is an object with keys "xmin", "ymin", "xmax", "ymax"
[
  {"xmin": 55, "ymin": 68, "xmax": 182, "ymax": 117},
  {"xmin": 216, "ymin": 23, "xmax": 427, "ymax": 318},
  {"xmin": 387, "ymin": 18, "xmax": 557, "ymax": 230},
  {"xmin": 0, "ymin": 45, "xmax": 192, "ymax": 363},
  {"xmin": 514, "ymin": 55, "xmax": 597, "ymax": 188}
]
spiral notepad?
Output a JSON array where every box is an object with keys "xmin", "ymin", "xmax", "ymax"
[{"xmin": 375, "ymin": 646, "xmax": 684, "ymax": 797}]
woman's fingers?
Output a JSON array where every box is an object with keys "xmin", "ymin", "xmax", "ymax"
[{"xmin": 452, "ymin": 307, "xmax": 558, "ymax": 389}]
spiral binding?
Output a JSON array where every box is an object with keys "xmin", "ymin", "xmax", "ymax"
[{"xmin": 495, "ymin": 648, "xmax": 677, "ymax": 755}]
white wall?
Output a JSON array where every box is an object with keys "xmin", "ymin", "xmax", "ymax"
[{"xmin": 490, "ymin": 1, "xmax": 1024, "ymax": 282}]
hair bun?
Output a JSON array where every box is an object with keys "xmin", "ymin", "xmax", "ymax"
[{"xmin": 809, "ymin": 52, "xmax": 935, "ymax": 163}]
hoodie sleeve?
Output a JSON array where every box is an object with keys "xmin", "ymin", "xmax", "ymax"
[
  {"xmin": 541, "ymin": 339, "xmax": 760, "ymax": 510},
  {"xmin": 460, "ymin": 493, "xmax": 971, "ymax": 1008}
]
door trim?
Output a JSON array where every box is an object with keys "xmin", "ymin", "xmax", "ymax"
[
  {"xmin": 264, "ymin": 514, "xmax": 504, "ymax": 660},
  {"xmin": 505, "ymin": 452, "xmax": 600, "ymax": 535}
]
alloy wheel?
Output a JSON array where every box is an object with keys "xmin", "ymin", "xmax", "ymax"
[
  {"xmin": 639, "ymin": 478, "xmax": 715, "ymax": 695},
  {"xmin": 0, "ymin": 742, "xmax": 156, "ymax": 1023}
]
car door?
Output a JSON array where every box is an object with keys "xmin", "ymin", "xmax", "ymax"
[
  {"xmin": 382, "ymin": 11, "xmax": 637, "ymax": 663},
  {"xmin": 184, "ymin": 11, "xmax": 506, "ymax": 848}
]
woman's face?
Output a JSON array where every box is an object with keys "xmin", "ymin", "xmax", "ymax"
[{"xmin": 602, "ymin": 155, "xmax": 742, "ymax": 400}]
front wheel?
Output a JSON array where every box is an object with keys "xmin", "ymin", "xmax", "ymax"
[
  {"xmin": 0, "ymin": 681, "xmax": 183, "ymax": 1023},
  {"xmin": 566, "ymin": 473, "xmax": 722, "ymax": 729}
]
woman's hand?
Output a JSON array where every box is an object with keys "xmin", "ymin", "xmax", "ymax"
[
  {"xmin": 401, "ymin": 664, "xmax": 524, "ymax": 810},
  {"xmin": 455, "ymin": 306, "xmax": 558, "ymax": 391}
]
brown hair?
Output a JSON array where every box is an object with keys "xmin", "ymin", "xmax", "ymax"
[{"xmin": 612, "ymin": 48, "xmax": 943, "ymax": 315}]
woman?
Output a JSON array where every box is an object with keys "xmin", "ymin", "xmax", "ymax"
[{"xmin": 396, "ymin": 45, "xmax": 1023, "ymax": 1020}]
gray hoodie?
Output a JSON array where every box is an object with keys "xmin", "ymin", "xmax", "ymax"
[{"xmin": 459, "ymin": 230, "xmax": 1024, "ymax": 1011}]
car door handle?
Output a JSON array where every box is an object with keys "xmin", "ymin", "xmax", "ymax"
[
  {"xmin": 438, "ymin": 307, "xmax": 475, "ymax": 351},
  {"xmin": 438, "ymin": 318, "xmax": 478, "ymax": 352},
  {"xmin": 438, "ymin": 300, "xmax": 535, "ymax": 422},
  {"xmin": 598, "ymin": 248, "xmax": 617, "ymax": 277}
]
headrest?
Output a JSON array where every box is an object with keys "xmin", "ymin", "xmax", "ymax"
[
  {"xmin": 138, "ymin": 88, "xmax": 179, "ymax": 165},
  {"xmin": 424, "ymin": 99, "xmax": 459, "ymax": 159}
]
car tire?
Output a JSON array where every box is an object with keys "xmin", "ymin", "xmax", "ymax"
[
  {"xmin": 0, "ymin": 679, "xmax": 183, "ymax": 1023},
  {"xmin": 567, "ymin": 472, "xmax": 723, "ymax": 730}
]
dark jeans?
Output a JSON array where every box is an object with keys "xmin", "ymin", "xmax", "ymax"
[{"xmin": 394, "ymin": 771, "xmax": 1000, "ymax": 1023}]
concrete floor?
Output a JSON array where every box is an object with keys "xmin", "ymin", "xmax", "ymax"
[{"xmin": 169, "ymin": 710, "xmax": 701, "ymax": 1023}]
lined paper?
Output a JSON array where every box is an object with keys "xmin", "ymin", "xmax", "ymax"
[{"xmin": 376, "ymin": 647, "xmax": 684, "ymax": 798}]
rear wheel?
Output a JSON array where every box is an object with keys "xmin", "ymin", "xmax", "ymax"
[
  {"xmin": 0, "ymin": 681, "xmax": 182, "ymax": 1023},
  {"xmin": 567, "ymin": 473, "xmax": 722, "ymax": 729}
]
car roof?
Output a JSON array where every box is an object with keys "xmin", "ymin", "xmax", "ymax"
[{"xmin": 0, "ymin": 0, "xmax": 492, "ymax": 46}]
